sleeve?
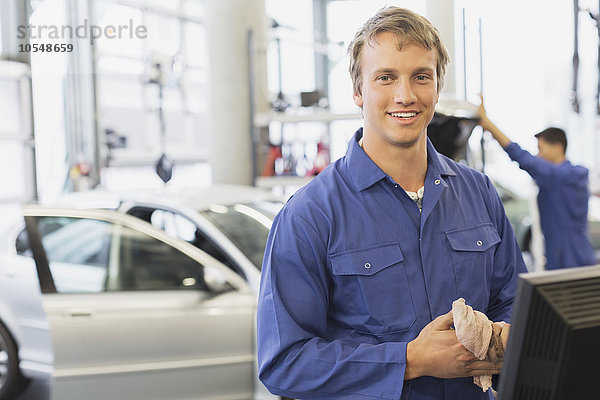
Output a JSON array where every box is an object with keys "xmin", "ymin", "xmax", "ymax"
[
  {"xmin": 483, "ymin": 175, "xmax": 528, "ymax": 323},
  {"xmin": 503, "ymin": 142, "xmax": 557, "ymax": 186},
  {"xmin": 257, "ymin": 207, "xmax": 407, "ymax": 400}
]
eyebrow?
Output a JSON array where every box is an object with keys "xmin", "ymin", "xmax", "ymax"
[
  {"xmin": 372, "ymin": 68, "xmax": 397, "ymax": 75},
  {"xmin": 413, "ymin": 67, "xmax": 435, "ymax": 75},
  {"xmin": 372, "ymin": 66, "xmax": 435, "ymax": 75}
]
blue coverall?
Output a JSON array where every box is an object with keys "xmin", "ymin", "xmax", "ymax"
[
  {"xmin": 504, "ymin": 142, "xmax": 595, "ymax": 269},
  {"xmin": 257, "ymin": 129, "xmax": 527, "ymax": 399}
]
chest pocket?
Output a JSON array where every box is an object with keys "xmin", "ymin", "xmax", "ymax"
[
  {"xmin": 446, "ymin": 223, "xmax": 501, "ymax": 309},
  {"xmin": 330, "ymin": 242, "xmax": 416, "ymax": 336}
]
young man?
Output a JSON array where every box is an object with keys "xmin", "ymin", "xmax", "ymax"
[
  {"xmin": 257, "ymin": 7, "xmax": 526, "ymax": 399},
  {"xmin": 479, "ymin": 99, "xmax": 595, "ymax": 269}
]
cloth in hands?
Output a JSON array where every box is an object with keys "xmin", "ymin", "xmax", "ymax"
[{"xmin": 451, "ymin": 298, "xmax": 507, "ymax": 392}]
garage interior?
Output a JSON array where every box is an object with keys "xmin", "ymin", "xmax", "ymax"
[
  {"xmin": 1, "ymin": 0, "xmax": 600, "ymax": 399},
  {"xmin": 2, "ymin": 0, "xmax": 598, "ymax": 202}
]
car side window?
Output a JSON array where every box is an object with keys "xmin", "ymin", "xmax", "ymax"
[
  {"xmin": 32, "ymin": 216, "xmax": 111, "ymax": 293},
  {"xmin": 116, "ymin": 225, "xmax": 207, "ymax": 291},
  {"xmin": 127, "ymin": 207, "xmax": 244, "ymax": 278},
  {"xmin": 26, "ymin": 215, "xmax": 214, "ymax": 294}
]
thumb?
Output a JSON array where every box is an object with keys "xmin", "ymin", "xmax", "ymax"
[
  {"xmin": 430, "ymin": 310, "xmax": 454, "ymax": 331},
  {"xmin": 500, "ymin": 323, "xmax": 511, "ymax": 350}
]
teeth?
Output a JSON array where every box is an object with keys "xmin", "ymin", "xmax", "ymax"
[{"xmin": 390, "ymin": 112, "xmax": 416, "ymax": 118}]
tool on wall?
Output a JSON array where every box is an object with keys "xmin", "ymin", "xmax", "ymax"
[
  {"xmin": 146, "ymin": 55, "xmax": 179, "ymax": 184},
  {"xmin": 270, "ymin": 19, "xmax": 290, "ymax": 112},
  {"xmin": 587, "ymin": 4, "xmax": 600, "ymax": 114},
  {"xmin": 573, "ymin": 1, "xmax": 600, "ymax": 114},
  {"xmin": 478, "ymin": 16, "xmax": 486, "ymax": 172},
  {"xmin": 572, "ymin": 0, "xmax": 581, "ymax": 113}
]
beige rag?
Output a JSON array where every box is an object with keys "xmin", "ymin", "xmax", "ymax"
[{"xmin": 452, "ymin": 298, "xmax": 506, "ymax": 392}]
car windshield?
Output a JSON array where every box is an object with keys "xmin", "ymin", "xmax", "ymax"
[{"xmin": 200, "ymin": 201, "xmax": 281, "ymax": 269}]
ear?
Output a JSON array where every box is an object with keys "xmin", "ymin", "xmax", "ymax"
[{"xmin": 353, "ymin": 92, "xmax": 363, "ymax": 108}]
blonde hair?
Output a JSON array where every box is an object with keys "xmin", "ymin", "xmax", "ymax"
[{"xmin": 347, "ymin": 7, "xmax": 450, "ymax": 95}]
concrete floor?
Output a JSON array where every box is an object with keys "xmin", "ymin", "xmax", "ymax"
[{"xmin": 14, "ymin": 379, "xmax": 50, "ymax": 400}]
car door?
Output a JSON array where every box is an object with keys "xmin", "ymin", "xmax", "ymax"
[
  {"xmin": 22, "ymin": 207, "xmax": 256, "ymax": 400},
  {"xmin": 122, "ymin": 202, "xmax": 276, "ymax": 293},
  {"xmin": 123, "ymin": 204, "xmax": 249, "ymax": 281}
]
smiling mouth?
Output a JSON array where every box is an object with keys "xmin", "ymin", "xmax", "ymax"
[{"xmin": 388, "ymin": 112, "xmax": 417, "ymax": 119}]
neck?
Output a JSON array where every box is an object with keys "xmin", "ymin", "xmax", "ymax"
[
  {"xmin": 361, "ymin": 133, "xmax": 428, "ymax": 192},
  {"xmin": 545, "ymin": 153, "xmax": 566, "ymax": 164}
]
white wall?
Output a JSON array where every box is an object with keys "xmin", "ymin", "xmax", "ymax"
[
  {"xmin": 469, "ymin": 0, "xmax": 599, "ymax": 191},
  {"xmin": 320, "ymin": 1, "xmax": 600, "ymax": 188}
]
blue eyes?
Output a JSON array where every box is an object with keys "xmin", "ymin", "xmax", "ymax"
[{"xmin": 376, "ymin": 75, "xmax": 431, "ymax": 83}]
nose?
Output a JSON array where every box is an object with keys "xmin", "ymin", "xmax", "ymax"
[{"xmin": 393, "ymin": 78, "xmax": 417, "ymax": 105}]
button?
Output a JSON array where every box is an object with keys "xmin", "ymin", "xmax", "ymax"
[
  {"xmin": 364, "ymin": 262, "xmax": 371, "ymax": 269},
  {"xmin": 394, "ymin": 184, "xmax": 398, "ymax": 188},
  {"xmin": 476, "ymin": 240, "xmax": 483, "ymax": 247},
  {"xmin": 434, "ymin": 179, "xmax": 441, "ymax": 185}
]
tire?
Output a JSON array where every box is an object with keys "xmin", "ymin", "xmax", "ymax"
[
  {"xmin": 0, "ymin": 322, "xmax": 28, "ymax": 400},
  {"xmin": 522, "ymin": 228, "xmax": 532, "ymax": 252}
]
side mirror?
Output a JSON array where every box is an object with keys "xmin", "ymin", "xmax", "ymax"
[{"xmin": 204, "ymin": 265, "xmax": 233, "ymax": 293}]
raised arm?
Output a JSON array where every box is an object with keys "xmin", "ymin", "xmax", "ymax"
[
  {"xmin": 478, "ymin": 96, "xmax": 558, "ymax": 185},
  {"xmin": 478, "ymin": 95, "xmax": 512, "ymax": 148}
]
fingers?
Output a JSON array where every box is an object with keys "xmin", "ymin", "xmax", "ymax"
[
  {"xmin": 491, "ymin": 322, "xmax": 502, "ymax": 337},
  {"xmin": 500, "ymin": 324, "xmax": 510, "ymax": 350},
  {"xmin": 465, "ymin": 359, "xmax": 503, "ymax": 376},
  {"xmin": 457, "ymin": 349, "xmax": 478, "ymax": 363},
  {"xmin": 479, "ymin": 93, "xmax": 486, "ymax": 109},
  {"xmin": 478, "ymin": 94, "xmax": 488, "ymax": 118}
]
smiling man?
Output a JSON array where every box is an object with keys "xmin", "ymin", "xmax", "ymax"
[{"xmin": 257, "ymin": 7, "xmax": 526, "ymax": 400}]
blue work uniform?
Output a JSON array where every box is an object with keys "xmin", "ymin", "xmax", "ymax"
[
  {"xmin": 257, "ymin": 129, "xmax": 526, "ymax": 400},
  {"xmin": 504, "ymin": 142, "xmax": 595, "ymax": 269}
]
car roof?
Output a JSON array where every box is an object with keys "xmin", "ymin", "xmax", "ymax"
[{"xmin": 45, "ymin": 184, "xmax": 282, "ymax": 211}]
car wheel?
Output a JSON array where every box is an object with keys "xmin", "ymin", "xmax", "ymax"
[{"xmin": 0, "ymin": 322, "xmax": 28, "ymax": 400}]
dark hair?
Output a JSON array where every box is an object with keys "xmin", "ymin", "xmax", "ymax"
[
  {"xmin": 347, "ymin": 7, "xmax": 449, "ymax": 95},
  {"xmin": 535, "ymin": 127, "xmax": 567, "ymax": 152}
]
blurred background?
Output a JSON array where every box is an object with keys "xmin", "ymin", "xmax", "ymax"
[
  {"xmin": 1, "ymin": 0, "xmax": 599, "ymax": 201},
  {"xmin": 1, "ymin": 1, "xmax": 600, "ymax": 399}
]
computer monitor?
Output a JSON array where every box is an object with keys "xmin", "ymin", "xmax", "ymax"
[{"xmin": 497, "ymin": 264, "xmax": 600, "ymax": 400}]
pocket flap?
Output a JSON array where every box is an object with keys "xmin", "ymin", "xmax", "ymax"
[
  {"xmin": 330, "ymin": 243, "xmax": 404, "ymax": 276},
  {"xmin": 446, "ymin": 223, "xmax": 501, "ymax": 252}
]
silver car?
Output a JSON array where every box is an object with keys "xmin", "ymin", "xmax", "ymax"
[
  {"xmin": 53, "ymin": 184, "xmax": 284, "ymax": 293},
  {"xmin": 0, "ymin": 201, "xmax": 279, "ymax": 400}
]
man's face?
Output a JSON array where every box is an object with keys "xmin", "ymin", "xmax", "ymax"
[{"xmin": 353, "ymin": 32, "xmax": 439, "ymax": 149}]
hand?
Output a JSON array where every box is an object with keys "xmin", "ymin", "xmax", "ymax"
[
  {"xmin": 490, "ymin": 321, "xmax": 511, "ymax": 351},
  {"xmin": 405, "ymin": 311, "xmax": 503, "ymax": 380},
  {"xmin": 476, "ymin": 94, "xmax": 512, "ymax": 148},
  {"xmin": 478, "ymin": 94, "xmax": 493, "ymax": 132},
  {"xmin": 499, "ymin": 323, "xmax": 510, "ymax": 350}
]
